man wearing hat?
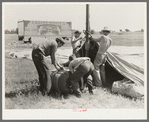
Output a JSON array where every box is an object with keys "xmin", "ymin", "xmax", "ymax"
[
  {"xmin": 32, "ymin": 37, "xmax": 65, "ymax": 96},
  {"xmin": 68, "ymin": 54, "xmax": 94, "ymax": 98},
  {"xmin": 93, "ymin": 27, "xmax": 112, "ymax": 87},
  {"xmin": 71, "ymin": 30, "xmax": 85, "ymax": 57}
]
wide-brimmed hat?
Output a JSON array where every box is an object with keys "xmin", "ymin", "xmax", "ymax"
[
  {"xmin": 56, "ymin": 37, "xmax": 65, "ymax": 45},
  {"xmin": 101, "ymin": 27, "xmax": 111, "ymax": 33}
]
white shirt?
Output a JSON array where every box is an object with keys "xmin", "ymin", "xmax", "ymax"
[
  {"xmin": 71, "ymin": 34, "xmax": 85, "ymax": 49},
  {"xmin": 69, "ymin": 57, "xmax": 90, "ymax": 73},
  {"xmin": 95, "ymin": 35, "xmax": 112, "ymax": 54}
]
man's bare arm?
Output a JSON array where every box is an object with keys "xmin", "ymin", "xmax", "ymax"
[
  {"xmin": 71, "ymin": 37, "xmax": 82, "ymax": 44},
  {"xmin": 69, "ymin": 62, "xmax": 74, "ymax": 73},
  {"xmin": 51, "ymin": 46, "xmax": 62, "ymax": 70}
]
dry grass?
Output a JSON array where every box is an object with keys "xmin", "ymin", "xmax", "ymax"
[
  {"xmin": 92, "ymin": 32, "xmax": 144, "ymax": 46},
  {"xmin": 5, "ymin": 53, "xmax": 144, "ymax": 109},
  {"xmin": 4, "ymin": 32, "xmax": 144, "ymax": 109},
  {"xmin": 5, "ymin": 32, "xmax": 144, "ymax": 49}
]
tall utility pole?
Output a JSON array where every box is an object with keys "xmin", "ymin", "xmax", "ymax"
[{"xmin": 85, "ymin": 4, "xmax": 90, "ymax": 57}]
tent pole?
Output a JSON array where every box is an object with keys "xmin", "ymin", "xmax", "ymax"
[{"xmin": 85, "ymin": 4, "xmax": 90, "ymax": 57}]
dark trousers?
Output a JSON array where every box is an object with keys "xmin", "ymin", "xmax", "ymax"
[
  {"xmin": 32, "ymin": 48, "xmax": 52, "ymax": 93},
  {"xmin": 70, "ymin": 60, "xmax": 94, "ymax": 94}
]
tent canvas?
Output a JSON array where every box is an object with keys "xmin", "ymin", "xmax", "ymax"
[{"xmin": 76, "ymin": 37, "xmax": 144, "ymax": 88}]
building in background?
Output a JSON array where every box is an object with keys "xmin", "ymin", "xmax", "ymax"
[{"xmin": 18, "ymin": 20, "xmax": 72, "ymax": 43}]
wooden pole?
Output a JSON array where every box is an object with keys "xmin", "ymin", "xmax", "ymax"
[
  {"xmin": 85, "ymin": 4, "xmax": 90, "ymax": 57},
  {"xmin": 80, "ymin": 4, "xmax": 90, "ymax": 91}
]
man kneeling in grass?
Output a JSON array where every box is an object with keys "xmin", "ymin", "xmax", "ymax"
[
  {"xmin": 32, "ymin": 37, "xmax": 65, "ymax": 96},
  {"xmin": 68, "ymin": 54, "xmax": 94, "ymax": 98}
]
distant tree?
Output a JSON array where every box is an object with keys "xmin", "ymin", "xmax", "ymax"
[
  {"xmin": 125, "ymin": 29, "xmax": 130, "ymax": 32},
  {"xmin": 141, "ymin": 29, "xmax": 144, "ymax": 32},
  {"xmin": 5, "ymin": 28, "xmax": 18, "ymax": 34},
  {"xmin": 91, "ymin": 29, "xmax": 95, "ymax": 34},
  {"xmin": 15, "ymin": 28, "xmax": 18, "ymax": 34},
  {"xmin": 5, "ymin": 29, "xmax": 11, "ymax": 34},
  {"xmin": 99, "ymin": 31, "xmax": 102, "ymax": 34},
  {"xmin": 119, "ymin": 29, "xmax": 122, "ymax": 32},
  {"xmin": 10, "ymin": 28, "xmax": 18, "ymax": 34},
  {"xmin": 10, "ymin": 29, "xmax": 16, "ymax": 34}
]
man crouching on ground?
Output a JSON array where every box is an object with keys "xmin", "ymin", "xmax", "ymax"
[
  {"xmin": 32, "ymin": 37, "xmax": 65, "ymax": 96},
  {"xmin": 68, "ymin": 54, "xmax": 94, "ymax": 98}
]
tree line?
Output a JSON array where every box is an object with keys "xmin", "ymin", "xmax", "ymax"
[
  {"xmin": 5, "ymin": 28, "xmax": 144, "ymax": 35},
  {"xmin": 119, "ymin": 29, "xmax": 144, "ymax": 32},
  {"xmin": 5, "ymin": 28, "xmax": 18, "ymax": 34},
  {"xmin": 72, "ymin": 29, "xmax": 144, "ymax": 35}
]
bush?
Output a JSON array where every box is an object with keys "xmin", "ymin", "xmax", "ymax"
[
  {"xmin": 125, "ymin": 29, "xmax": 130, "ymax": 32},
  {"xmin": 91, "ymin": 29, "xmax": 95, "ymax": 34}
]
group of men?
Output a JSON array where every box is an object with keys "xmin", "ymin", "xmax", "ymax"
[{"xmin": 32, "ymin": 27, "xmax": 112, "ymax": 98}]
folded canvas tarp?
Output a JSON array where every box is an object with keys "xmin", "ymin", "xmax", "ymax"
[{"xmin": 100, "ymin": 52, "xmax": 144, "ymax": 88}]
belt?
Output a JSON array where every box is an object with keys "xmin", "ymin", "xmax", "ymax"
[{"xmin": 33, "ymin": 48, "xmax": 44, "ymax": 56}]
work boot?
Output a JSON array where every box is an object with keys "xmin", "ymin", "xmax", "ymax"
[
  {"xmin": 63, "ymin": 94, "xmax": 69, "ymax": 99},
  {"xmin": 38, "ymin": 86, "xmax": 46, "ymax": 96},
  {"xmin": 41, "ymin": 90, "xmax": 46, "ymax": 96},
  {"xmin": 75, "ymin": 93, "xmax": 81, "ymax": 98},
  {"xmin": 74, "ymin": 89, "xmax": 82, "ymax": 98},
  {"xmin": 47, "ymin": 90, "xmax": 53, "ymax": 96},
  {"xmin": 89, "ymin": 89, "xmax": 93, "ymax": 95},
  {"xmin": 80, "ymin": 89, "xmax": 86, "ymax": 93}
]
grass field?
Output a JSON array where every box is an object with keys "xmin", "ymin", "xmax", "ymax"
[
  {"xmin": 4, "ymin": 32, "xmax": 144, "ymax": 109},
  {"xmin": 93, "ymin": 32, "xmax": 144, "ymax": 46},
  {"xmin": 5, "ymin": 32, "xmax": 144, "ymax": 48}
]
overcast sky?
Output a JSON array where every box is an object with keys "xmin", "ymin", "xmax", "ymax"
[{"xmin": 3, "ymin": 2, "xmax": 146, "ymax": 32}]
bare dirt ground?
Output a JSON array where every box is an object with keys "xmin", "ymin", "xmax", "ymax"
[{"xmin": 4, "ymin": 32, "xmax": 145, "ymax": 109}]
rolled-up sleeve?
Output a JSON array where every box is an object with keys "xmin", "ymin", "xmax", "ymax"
[
  {"xmin": 71, "ymin": 36, "xmax": 76, "ymax": 42},
  {"xmin": 95, "ymin": 36, "xmax": 103, "ymax": 43}
]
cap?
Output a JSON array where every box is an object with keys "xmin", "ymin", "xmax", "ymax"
[
  {"xmin": 74, "ymin": 30, "xmax": 81, "ymax": 34},
  {"xmin": 56, "ymin": 37, "xmax": 65, "ymax": 45}
]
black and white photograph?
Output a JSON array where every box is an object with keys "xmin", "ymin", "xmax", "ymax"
[{"xmin": 2, "ymin": 2, "xmax": 147, "ymax": 120}]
